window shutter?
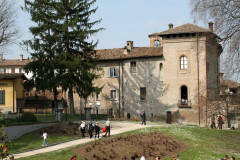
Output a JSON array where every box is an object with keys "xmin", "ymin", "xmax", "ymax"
[
  {"xmin": 107, "ymin": 68, "xmax": 110, "ymax": 77},
  {"xmin": 116, "ymin": 68, "xmax": 119, "ymax": 77},
  {"xmin": 3, "ymin": 91, "xmax": 5, "ymax": 104},
  {"xmin": 110, "ymin": 90, "xmax": 112, "ymax": 99}
]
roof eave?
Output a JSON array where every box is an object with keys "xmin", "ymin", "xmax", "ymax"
[{"xmin": 98, "ymin": 54, "xmax": 163, "ymax": 61}]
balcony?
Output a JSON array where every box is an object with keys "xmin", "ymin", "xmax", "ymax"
[{"xmin": 178, "ymin": 99, "xmax": 192, "ymax": 108}]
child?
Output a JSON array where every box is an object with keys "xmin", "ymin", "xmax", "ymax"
[
  {"xmin": 41, "ymin": 130, "xmax": 48, "ymax": 147},
  {"xmin": 79, "ymin": 121, "xmax": 86, "ymax": 137}
]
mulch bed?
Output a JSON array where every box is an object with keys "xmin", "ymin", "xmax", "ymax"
[
  {"xmin": 32, "ymin": 122, "xmax": 84, "ymax": 136},
  {"xmin": 72, "ymin": 132, "xmax": 187, "ymax": 160}
]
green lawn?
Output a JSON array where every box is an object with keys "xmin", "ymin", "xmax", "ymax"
[
  {"xmin": 18, "ymin": 125, "xmax": 240, "ymax": 160},
  {"xmin": 8, "ymin": 133, "xmax": 80, "ymax": 154}
]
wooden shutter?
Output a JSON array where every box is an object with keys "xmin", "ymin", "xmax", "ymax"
[
  {"xmin": 115, "ymin": 68, "xmax": 119, "ymax": 77},
  {"xmin": 107, "ymin": 68, "xmax": 110, "ymax": 77}
]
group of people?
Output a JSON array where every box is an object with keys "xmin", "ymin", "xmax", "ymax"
[
  {"xmin": 41, "ymin": 119, "xmax": 111, "ymax": 149},
  {"xmin": 131, "ymin": 154, "xmax": 179, "ymax": 160},
  {"xmin": 221, "ymin": 155, "xmax": 236, "ymax": 160},
  {"xmin": 78, "ymin": 119, "xmax": 111, "ymax": 138},
  {"xmin": 211, "ymin": 114, "xmax": 224, "ymax": 129}
]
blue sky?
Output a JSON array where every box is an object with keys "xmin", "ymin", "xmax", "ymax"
[{"xmin": 4, "ymin": 0, "xmax": 204, "ymax": 59}]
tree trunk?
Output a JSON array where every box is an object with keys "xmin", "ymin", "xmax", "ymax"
[
  {"xmin": 84, "ymin": 97, "xmax": 87, "ymax": 120},
  {"xmin": 68, "ymin": 87, "xmax": 75, "ymax": 116},
  {"xmin": 53, "ymin": 88, "xmax": 58, "ymax": 114}
]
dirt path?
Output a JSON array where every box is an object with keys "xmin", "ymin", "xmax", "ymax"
[{"xmin": 14, "ymin": 121, "xmax": 160, "ymax": 159}]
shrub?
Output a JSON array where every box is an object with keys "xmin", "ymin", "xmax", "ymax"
[{"xmin": 21, "ymin": 113, "xmax": 37, "ymax": 122}]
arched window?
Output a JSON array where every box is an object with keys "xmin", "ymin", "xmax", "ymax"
[
  {"xmin": 181, "ymin": 85, "xmax": 188, "ymax": 104},
  {"xmin": 159, "ymin": 63, "xmax": 163, "ymax": 71},
  {"xmin": 154, "ymin": 40, "xmax": 160, "ymax": 47},
  {"xmin": 180, "ymin": 55, "xmax": 187, "ymax": 70}
]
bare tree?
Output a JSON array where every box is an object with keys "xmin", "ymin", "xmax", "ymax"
[
  {"xmin": 191, "ymin": 0, "xmax": 240, "ymax": 54},
  {"xmin": 0, "ymin": 0, "xmax": 17, "ymax": 47}
]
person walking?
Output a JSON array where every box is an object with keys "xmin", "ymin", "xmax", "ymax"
[
  {"xmin": 41, "ymin": 130, "xmax": 48, "ymax": 147},
  {"xmin": 140, "ymin": 155, "xmax": 146, "ymax": 160},
  {"xmin": 94, "ymin": 122, "xmax": 100, "ymax": 138},
  {"xmin": 79, "ymin": 121, "xmax": 86, "ymax": 137},
  {"xmin": 221, "ymin": 154, "xmax": 228, "ymax": 160},
  {"xmin": 141, "ymin": 110, "xmax": 146, "ymax": 125},
  {"xmin": 230, "ymin": 156, "xmax": 235, "ymax": 160},
  {"xmin": 155, "ymin": 156, "xmax": 160, "ymax": 160},
  {"xmin": 104, "ymin": 118, "xmax": 111, "ymax": 137},
  {"xmin": 211, "ymin": 114, "xmax": 216, "ymax": 129},
  {"xmin": 217, "ymin": 115, "xmax": 224, "ymax": 130},
  {"xmin": 88, "ymin": 121, "xmax": 94, "ymax": 138}
]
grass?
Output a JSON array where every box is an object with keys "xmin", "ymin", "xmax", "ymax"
[
  {"xmin": 18, "ymin": 125, "xmax": 240, "ymax": 160},
  {"xmin": 8, "ymin": 133, "xmax": 80, "ymax": 154}
]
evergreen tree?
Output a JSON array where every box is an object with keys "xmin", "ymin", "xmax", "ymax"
[
  {"xmin": 23, "ymin": 0, "xmax": 62, "ymax": 111},
  {"xmin": 51, "ymin": 0, "xmax": 102, "ymax": 115},
  {"xmin": 24, "ymin": 0, "xmax": 102, "ymax": 115}
]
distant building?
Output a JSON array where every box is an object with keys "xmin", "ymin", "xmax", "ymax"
[
  {"xmin": 0, "ymin": 54, "xmax": 58, "ymax": 113},
  {"xmin": 0, "ymin": 54, "xmax": 31, "ymax": 77},
  {"xmin": 0, "ymin": 73, "xmax": 26, "ymax": 113}
]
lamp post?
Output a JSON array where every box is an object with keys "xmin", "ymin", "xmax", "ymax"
[
  {"xmin": 96, "ymin": 100, "xmax": 100, "ymax": 120},
  {"xmin": 225, "ymin": 88, "xmax": 232, "ymax": 128}
]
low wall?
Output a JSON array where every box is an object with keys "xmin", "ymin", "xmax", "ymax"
[{"xmin": 4, "ymin": 123, "xmax": 57, "ymax": 140}]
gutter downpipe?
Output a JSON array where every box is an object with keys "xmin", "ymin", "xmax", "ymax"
[
  {"xmin": 12, "ymin": 80, "xmax": 15, "ymax": 113},
  {"xmin": 118, "ymin": 58, "xmax": 121, "ymax": 118},
  {"xmin": 197, "ymin": 33, "xmax": 200, "ymax": 126},
  {"xmin": 121, "ymin": 58, "xmax": 124, "ymax": 118}
]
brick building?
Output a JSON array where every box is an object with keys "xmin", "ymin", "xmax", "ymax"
[{"xmin": 72, "ymin": 22, "xmax": 222, "ymax": 125}]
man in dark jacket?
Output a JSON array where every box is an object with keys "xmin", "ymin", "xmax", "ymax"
[
  {"xmin": 217, "ymin": 115, "xmax": 224, "ymax": 130},
  {"xmin": 94, "ymin": 122, "xmax": 100, "ymax": 138},
  {"xmin": 88, "ymin": 121, "xmax": 94, "ymax": 138},
  {"xmin": 141, "ymin": 110, "xmax": 146, "ymax": 125}
]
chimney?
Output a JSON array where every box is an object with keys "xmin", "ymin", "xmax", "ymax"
[
  {"xmin": 126, "ymin": 41, "xmax": 133, "ymax": 51},
  {"xmin": 168, "ymin": 23, "xmax": 173, "ymax": 30},
  {"xmin": 20, "ymin": 54, "xmax": 23, "ymax": 61},
  {"xmin": 0, "ymin": 54, "xmax": 3, "ymax": 61},
  {"xmin": 208, "ymin": 22, "xmax": 213, "ymax": 32}
]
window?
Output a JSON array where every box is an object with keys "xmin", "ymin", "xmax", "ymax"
[
  {"xmin": 159, "ymin": 63, "xmax": 163, "ymax": 71},
  {"xmin": 154, "ymin": 40, "xmax": 160, "ymax": 47},
  {"xmin": 180, "ymin": 56, "xmax": 188, "ymax": 70},
  {"xmin": 130, "ymin": 61, "xmax": 136, "ymax": 73},
  {"xmin": 108, "ymin": 68, "xmax": 119, "ymax": 77},
  {"xmin": 0, "ymin": 68, "xmax": 4, "ymax": 73},
  {"xmin": 110, "ymin": 90, "xmax": 116, "ymax": 100},
  {"xmin": 140, "ymin": 87, "xmax": 146, "ymax": 101},
  {"xmin": 5, "ymin": 68, "xmax": 11, "ymax": 73},
  {"xmin": 181, "ymin": 85, "xmax": 188, "ymax": 105},
  {"xmin": 0, "ymin": 90, "xmax": 5, "ymax": 105},
  {"xmin": 21, "ymin": 68, "xmax": 25, "ymax": 73},
  {"xmin": 15, "ymin": 68, "xmax": 20, "ymax": 73},
  {"xmin": 96, "ymin": 93, "xmax": 100, "ymax": 100}
]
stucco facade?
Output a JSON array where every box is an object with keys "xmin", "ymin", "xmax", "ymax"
[{"xmin": 0, "ymin": 74, "xmax": 26, "ymax": 113}]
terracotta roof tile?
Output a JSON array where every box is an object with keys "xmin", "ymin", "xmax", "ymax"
[
  {"xmin": 96, "ymin": 47, "xmax": 163, "ymax": 61},
  {"xmin": 0, "ymin": 59, "xmax": 31, "ymax": 66},
  {"xmin": 149, "ymin": 23, "xmax": 210, "ymax": 37}
]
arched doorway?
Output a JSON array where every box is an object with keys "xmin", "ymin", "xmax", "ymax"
[{"xmin": 181, "ymin": 85, "xmax": 188, "ymax": 105}]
